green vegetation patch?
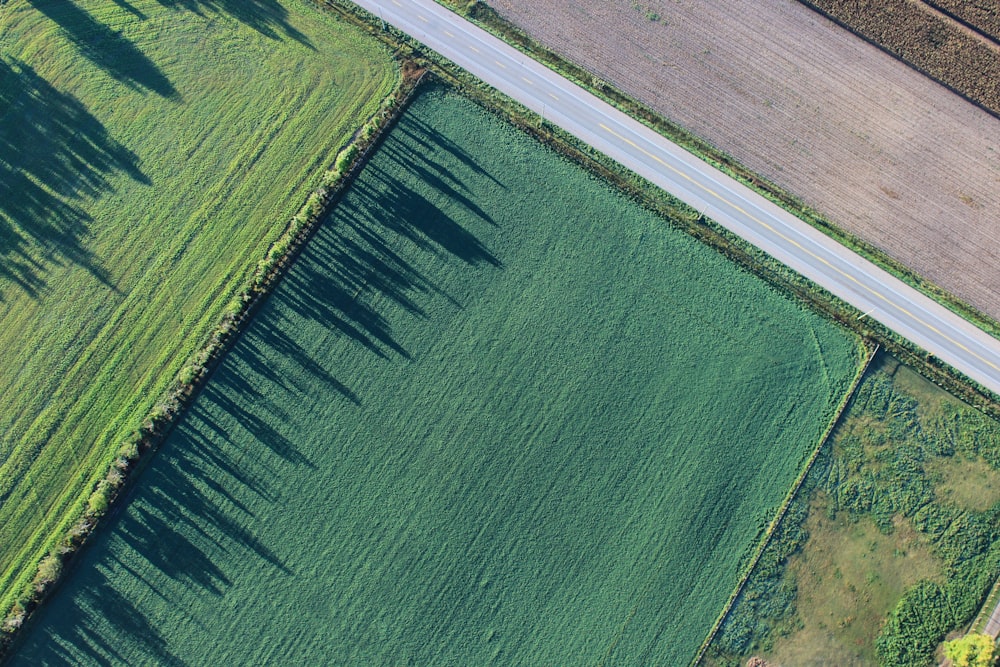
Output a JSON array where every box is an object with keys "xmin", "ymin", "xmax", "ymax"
[
  {"xmin": 709, "ymin": 355, "xmax": 1000, "ymax": 666},
  {"xmin": 10, "ymin": 89, "xmax": 859, "ymax": 665},
  {"xmin": 0, "ymin": 0, "xmax": 396, "ymax": 614}
]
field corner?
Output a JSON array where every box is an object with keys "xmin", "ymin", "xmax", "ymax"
[{"xmin": 689, "ymin": 338, "xmax": 879, "ymax": 667}]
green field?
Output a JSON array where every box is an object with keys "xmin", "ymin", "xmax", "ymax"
[
  {"xmin": 9, "ymin": 89, "xmax": 859, "ymax": 665},
  {"xmin": 0, "ymin": 0, "xmax": 396, "ymax": 613},
  {"xmin": 710, "ymin": 355, "xmax": 1000, "ymax": 666}
]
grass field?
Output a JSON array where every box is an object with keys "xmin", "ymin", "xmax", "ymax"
[
  {"xmin": 9, "ymin": 88, "xmax": 860, "ymax": 665},
  {"xmin": 0, "ymin": 0, "xmax": 396, "ymax": 616},
  {"xmin": 710, "ymin": 355, "xmax": 1000, "ymax": 666}
]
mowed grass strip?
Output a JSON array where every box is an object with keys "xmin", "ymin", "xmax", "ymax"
[
  {"xmin": 11, "ymin": 89, "xmax": 860, "ymax": 665},
  {"xmin": 0, "ymin": 0, "xmax": 396, "ymax": 613}
]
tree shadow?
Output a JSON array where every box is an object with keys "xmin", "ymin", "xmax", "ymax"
[
  {"xmin": 399, "ymin": 114, "xmax": 506, "ymax": 190},
  {"xmin": 0, "ymin": 59, "xmax": 147, "ymax": 300},
  {"xmin": 153, "ymin": 0, "xmax": 312, "ymax": 46},
  {"xmin": 26, "ymin": 0, "xmax": 178, "ymax": 98},
  {"xmin": 111, "ymin": 0, "xmax": 148, "ymax": 19},
  {"xmin": 14, "ymin": 563, "xmax": 185, "ymax": 666},
  {"xmin": 8, "ymin": 90, "xmax": 510, "ymax": 664}
]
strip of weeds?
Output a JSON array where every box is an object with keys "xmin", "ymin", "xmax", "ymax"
[
  {"xmin": 0, "ymin": 55, "xmax": 424, "ymax": 660},
  {"xmin": 429, "ymin": 0, "xmax": 1000, "ymax": 373}
]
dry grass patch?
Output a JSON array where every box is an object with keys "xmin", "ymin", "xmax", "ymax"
[
  {"xmin": 931, "ymin": 456, "xmax": 1000, "ymax": 512},
  {"xmin": 768, "ymin": 500, "xmax": 941, "ymax": 666}
]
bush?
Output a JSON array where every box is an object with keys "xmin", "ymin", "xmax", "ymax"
[
  {"xmin": 87, "ymin": 481, "xmax": 111, "ymax": 517},
  {"xmin": 32, "ymin": 554, "xmax": 62, "ymax": 592},
  {"xmin": 943, "ymin": 633, "xmax": 998, "ymax": 667}
]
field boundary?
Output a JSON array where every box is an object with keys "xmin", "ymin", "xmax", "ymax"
[
  {"xmin": 920, "ymin": 0, "xmax": 1000, "ymax": 47},
  {"xmin": 689, "ymin": 341, "xmax": 881, "ymax": 666},
  {"xmin": 420, "ymin": 1, "xmax": 1000, "ymax": 414},
  {"xmin": 0, "ymin": 52, "xmax": 422, "ymax": 662}
]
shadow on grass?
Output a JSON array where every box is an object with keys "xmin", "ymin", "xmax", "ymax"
[
  {"xmin": 153, "ymin": 0, "xmax": 312, "ymax": 46},
  {"xmin": 26, "ymin": 0, "xmax": 178, "ymax": 98},
  {"xmin": 8, "ymin": 92, "xmax": 507, "ymax": 664},
  {"xmin": 0, "ymin": 59, "xmax": 147, "ymax": 300},
  {"xmin": 28, "ymin": 565, "xmax": 185, "ymax": 667},
  {"xmin": 110, "ymin": 0, "xmax": 147, "ymax": 19}
]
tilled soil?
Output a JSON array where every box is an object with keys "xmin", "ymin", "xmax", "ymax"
[
  {"xmin": 804, "ymin": 0, "xmax": 1000, "ymax": 114},
  {"xmin": 490, "ymin": 0, "xmax": 1000, "ymax": 321}
]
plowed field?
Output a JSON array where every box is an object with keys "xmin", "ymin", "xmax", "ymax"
[{"xmin": 488, "ymin": 0, "xmax": 1000, "ymax": 322}]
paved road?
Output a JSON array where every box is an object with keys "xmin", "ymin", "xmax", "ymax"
[
  {"xmin": 985, "ymin": 595, "xmax": 1000, "ymax": 638},
  {"xmin": 356, "ymin": 0, "xmax": 1000, "ymax": 396}
]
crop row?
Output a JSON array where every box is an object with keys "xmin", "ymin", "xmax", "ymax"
[
  {"xmin": 923, "ymin": 0, "xmax": 1000, "ymax": 43},
  {"xmin": 800, "ymin": 0, "xmax": 1000, "ymax": 116}
]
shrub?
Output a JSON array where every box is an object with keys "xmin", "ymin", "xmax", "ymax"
[{"xmin": 32, "ymin": 555, "xmax": 62, "ymax": 592}]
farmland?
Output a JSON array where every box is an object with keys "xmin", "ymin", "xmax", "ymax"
[
  {"xmin": 925, "ymin": 0, "xmax": 1000, "ymax": 41},
  {"xmin": 708, "ymin": 355, "xmax": 1000, "ymax": 666},
  {"xmin": 801, "ymin": 0, "xmax": 1000, "ymax": 115},
  {"xmin": 8, "ymin": 89, "xmax": 860, "ymax": 665},
  {"xmin": 481, "ymin": 0, "xmax": 1000, "ymax": 324},
  {"xmin": 0, "ymin": 0, "xmax": 396, "ymax": 618}
]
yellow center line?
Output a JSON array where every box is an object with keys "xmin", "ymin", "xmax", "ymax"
[
  {"xmin": 417, "ymin": 14, "xmax": 428, "ymax": 23},
  {"xmin": 444, "ymin": 30, "xmax": 455, "ymax": 38},
  {"xmin": 495, "ymin": 60, "xmax": 507, "ymax": 69},
  {"xmin": 597, "ymin": 122, "xmax": 1000, "ymax": 373},
  {"xmin": 548, "ymin": 92, "xmax": 560, "ymax": 101},
  {"xmin": 468, "ymin": 45, "xmax": 480, "ymax": 53}
]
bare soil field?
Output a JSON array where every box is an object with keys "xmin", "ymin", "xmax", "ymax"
[
  {"xmin": 803, "ymin": 0, "xmax": 1000, "ymax": 113},
  {"xmin": 488, "ymin": 0, "xmax": 1000, "ymax": 322}
]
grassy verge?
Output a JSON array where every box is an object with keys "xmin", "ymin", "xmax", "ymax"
[
  {"xmin": 8, "ymin": 85, "xmax": 861, "ymax": 666},
  {"xmin": 0, "ymin": 0, "xmax": 398, "ymax": 646},
  {"xmin": 422, "ymin": 0, "xmax": 1000, "ymax": 409}
]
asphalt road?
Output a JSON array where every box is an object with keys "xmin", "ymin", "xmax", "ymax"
[
  {"xmin": 986, "ymin": 596, "xmax": 1000, "ymax": 638},
  {"xmin": 356, "ymin": 0, "xmax": 1000, "ymax": 396}
]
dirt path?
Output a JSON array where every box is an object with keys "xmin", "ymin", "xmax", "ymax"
[{"xmin": 489, "ymin": 0, "xmax": 1000, "ymax": 322}]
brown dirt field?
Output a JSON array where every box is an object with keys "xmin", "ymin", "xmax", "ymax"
[
  {"xmin": 488, "ymin": 0, "xmax": 1000, "ymax": 322},
  {"xmin": 804, "ymin": 0, "xmax": 1000, "ymax": 113},
  {"xmin": 922, "ymin": 0, "xmax": 1000, "ymax": 43}
]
